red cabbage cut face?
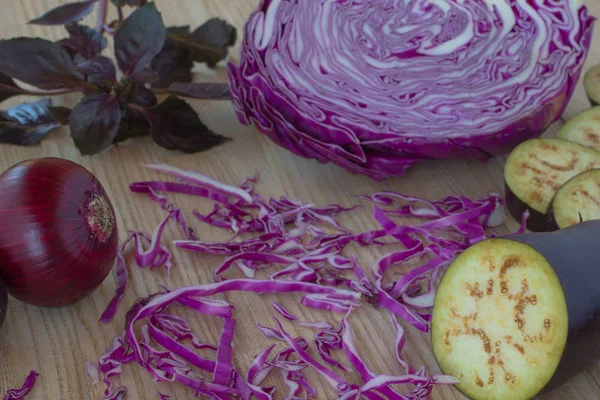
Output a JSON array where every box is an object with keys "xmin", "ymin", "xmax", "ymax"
[{"xmin": 229, "ymin": 0, "xmax": 594, "ymax": 180}]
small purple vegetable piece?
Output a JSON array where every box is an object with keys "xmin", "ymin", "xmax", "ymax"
[{"xmin": 3, "ymin": 370, "xmax": 38, "ymax": 400}]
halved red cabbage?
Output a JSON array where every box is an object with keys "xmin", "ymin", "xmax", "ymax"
[{"xmin": 228, "ymin": 0, "xmax": 594, "ymax": 179}]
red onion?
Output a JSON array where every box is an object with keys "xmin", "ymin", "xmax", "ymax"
[
  {"xmin": 0, "ymin": 279, "xmax": 6, "ymax": 330},
  {"xmin": 0, "ymin": 158, "xmax": 118, "ymax": 307}
]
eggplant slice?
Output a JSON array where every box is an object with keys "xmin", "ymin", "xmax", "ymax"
[
  {"xmin": 548, "ymin": 169, "xmax": 600, "ymax": 229},
  {"xmin": 504, "ymin": 138, "xmax": 600, "ymax": 231},
  {"xmin": 557, "ymin": 106, "xmax": 600, "ymax": 151},
  {"xmin": 432, "ymin": 221, "xmax": 600, "ymax": 399},
  {"xmin": 431, "ymin": 238, "xmax": 568, "ymax": 400},
  {"xmin": 583, "ymin": 64, "xmax": 600, "ymax": 107}
]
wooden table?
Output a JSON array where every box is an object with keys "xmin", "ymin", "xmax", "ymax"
[{"xmin": 0, "ymin": 1, "xmax": 599, "ymax": 399}]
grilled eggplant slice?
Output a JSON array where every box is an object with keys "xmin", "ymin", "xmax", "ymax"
[
  {"xmin": 583, "ymin": 64, "xmax": 600, "ymax": 107},
  {"xmin": 557, "ymin": 106, "xmax": 600, "ymax": 151},
  {"xmin": 547, "ymin": 169, "xmax": 600, "ymax": 230},
  {"xmin": 504, "ymin": 138, "xmax": 600, "ymax": 231}
]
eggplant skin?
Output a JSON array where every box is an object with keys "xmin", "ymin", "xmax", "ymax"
[
  {"xmin": 505, "ymin": 181, "xmax": 558, "ymax": 232},
  {"xmin": 508, "ymin": 220, "xmax": 600, "ymax": 393},
  {"xmin": 0, "ymin": 279, "xmax": 6, "ymax": 331}
]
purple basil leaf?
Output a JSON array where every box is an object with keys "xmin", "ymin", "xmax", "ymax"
[
  {"xmin": 114, "ymin": 2, "xmax": 166, "ymax": 76},
  {"xmin": 111, "ymin": 0, "xmax": 147, "ymax": 6},
  {"xmin": 28, "ymin": 1, "xmax": 96, "ymax": 26},
  {"xmin": 115, "ymin": 80, "xmax": 157, "ymax": 107},
  {"xmin": 49, "ymin": 106, "xmax": 72, "ymax": 125},
  {"xmin": 166, "ymin": 26, "xmax": 190, "ymax": 36},
  {"xmin": 151, "ymin": 27, "xmax": 193, "ymax": 88},
  {"xmin": 0, "ymin": 38, "xmax": 84, "ymax": 89},
  {"xmin": 167, "ymin": 82, "xmax": 231, "ymax": 100},
  {"xmin": 128, "ymin": 68, "xmax": 159, "ymax": 84},
  {"xmin": 147, "ymin": 95, "xmax": 230, "ymax": 153},
  {"xmin": 0, "ymin": 72, "xmax": 28, "ymax": 104},
  {"xmin": 76, "ymin": 56, "xmax": 117, "ymax": 89},
  {"xmin": 114, "ymin": 108, "xmax": 150, "ymax": 144},
  {"xmin": 69, "ymin": 93, "xmax": 123, "ymax": 154},
  {"xmin": 128, "ymin": 84, "xmax": 157, "ymax": 107},
  {"xmin": 59, "ymin": 23, "xmax": 107, "ymax": 60},
  {"xmin": 0, "ymin": 99, "xmax": 66, "ymax": 145},
  {"xmin": 186, "ymin": 18, "xmax": 237, "ymax": 67}
]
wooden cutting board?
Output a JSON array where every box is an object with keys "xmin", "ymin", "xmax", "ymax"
[{"xmin": 0, "ymin": 1, "xmax": 599, "ymax": 399}]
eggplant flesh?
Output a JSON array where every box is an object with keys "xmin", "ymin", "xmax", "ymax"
[
  {"xmin": 557, "ymin": 106, "xmax": 600, "ymax": 152},
  {"xmin": 0, "ymin": 279, "xmax": 6, "ymax": 331},
  {"xmin": 504, "ymin": 138, "xmax": 600, "ymax": 231},
  {"xmin": 432, "ymin": 238, "xmax": 568, "ymax": 400},
  {"xmin": 548, "ymin": 169, "xmax": 600, "ymax": 230},
  {"xmin": 432, "ymin": 221, "xmax": 600, "ymax": 399},
  {"xmin": 583, "ymin": 64, "xmax": 600, "ymax": 107}
]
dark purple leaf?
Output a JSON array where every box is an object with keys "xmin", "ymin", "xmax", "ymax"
[
  {"xmin": 69, "ymin": 94, "xmax": 123, "ymax": 154},
  {"xmin": 59, "ymin": 23, "xmax": 107, "ymax": 60},
  {"xmin": 167, "ymin": 82, "xmax": 231, "ymax": 100},
  {"xmin": 49, "ymin": 106, "xmax": 72, "ymax": 124},
  {"xmin": 115, "ymin": 80, "xmax": 157, "ymax": 107},
  {"xmin": 0, "ymin": 38, "xmax": 84, "ymax": 89},
  {"xmin": 0, "ymin": 99, "xmax": 67, "ymax": 145},
  {"xmin": 166, "ymin": 26, "xmax": 190, "ymax": 36},
  {"xmin": 0, "ymin": 72, "xmax": 28, "ymax": 104},
  {"xmin": 128, "ymin": 68, "xmax": 159, "ymax": 83},
  {"xmin": 151, "ymin": 27, "xmax": 193, "ymax": 88},
  {"xmin": 111, "ymin": 0, "xmax": 147, "ymax": 6},
  {"xmin": 28, "ymin": 1, "xmax": 96, "ymax": 26},
  {"xmin": 114, "ymin": 2, "xmax": 166, "ymax": 76},
  {"xmin": 147, "ymin": 95, "xmax": 230, "ymax": 153},
  {"xmin": 128, "ymin": 84, "xmax": 157, "ymax": 107},
  {"xmin": 170, "ymin": 18, "xmax": 237, "ymax": 67},
  {"xmin": 76, "ymin": 56, "xmax": 117, "ymax": 89},
  {"xmin": 114, "ymin": 108, "xmax": 150, "ymax": 144}
]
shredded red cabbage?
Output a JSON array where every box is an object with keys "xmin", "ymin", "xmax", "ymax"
[
  {"xmin": 272, "ymin": 302, "xmax": 298, "ymax": 321},
  {"xmin": 3, "ymin": 371, "xmax": 38, "ymax": 400},
  {"xmin": 86, "ymin": 360, "xmax": 100, "ymax": 385},
  {"xmin": 95, "ymin": 164, "xmax": 526, "ymax": 398}
]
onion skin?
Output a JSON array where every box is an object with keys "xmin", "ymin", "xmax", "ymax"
[
  {"xmin": 0, "ymin": 158, "xmax": 118, "ymax": 307},
  {"xmin": 0, "ymin": 279, "xmax": 6, "ymax": 330}
]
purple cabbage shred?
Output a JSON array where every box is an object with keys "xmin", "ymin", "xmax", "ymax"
[{"xmin": 95, "ymin": 164, "xmax": 528, "ymax": 398}]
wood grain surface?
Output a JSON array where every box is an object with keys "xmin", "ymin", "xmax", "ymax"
[{"xmin": 0, "ymin": 1, "xmax": 599, "ymax": 399}]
